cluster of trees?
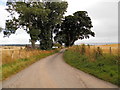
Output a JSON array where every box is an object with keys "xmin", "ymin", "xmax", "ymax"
[{"xmin": 4, "ymin": 0, "xmax": 95, "ymax": 50}]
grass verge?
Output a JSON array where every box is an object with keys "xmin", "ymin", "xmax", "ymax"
[
  {"xmin": 64, "ymin": 49, "xmax": 119, "ymax": 86},
  {"xmin": 1, "ymin": 49, "xmax": 59, "ymax": 81}
]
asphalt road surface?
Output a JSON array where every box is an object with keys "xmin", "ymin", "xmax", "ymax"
[{"xmin": 2, "ymin": 50, "xmax": 118, "ymax": 88}]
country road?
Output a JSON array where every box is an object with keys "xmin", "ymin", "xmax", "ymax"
[{"xmin": 2, "ymin": 50, "xmax": 118, "ymax": 88}]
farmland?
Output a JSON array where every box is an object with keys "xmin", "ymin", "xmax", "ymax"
[
  {"xmin": 64, "ymin": 44, "xmax": 119, "ymax": 86},
  {"xmin": 92, "ymin": 44, "xmax": 119, "ymax": 54}
]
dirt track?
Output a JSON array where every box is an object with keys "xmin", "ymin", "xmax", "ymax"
[{"xmin": 2, "ymin": 50, "xmax": 118, "ymax": 88}]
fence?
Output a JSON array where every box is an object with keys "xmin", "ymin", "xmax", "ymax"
[
  {"xmin": 2, "ymin": 49, "xmax": 42, "ymax": 64},
  {"xmin": 93, "ymin": 46, "xmax": 119, "ymax": 55},
  {"xmin": 70, "ymin": 44, "xmax": 119, "ymax": 55}
]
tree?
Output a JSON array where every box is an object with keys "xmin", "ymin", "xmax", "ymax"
[
  {"xmin": 54, "ymin": 11, "xmax": 95, "ymax": 47},
  {"xmin": 5, "ymin": 1, "xmax": 49, "ymax": 48},
  {"xmin": 38, "ymin": 1, "xmax": 68, "ymax": 50},
  {"xmin": 5, "ymin": 1, "xmax": 68, "ymax": 50}
]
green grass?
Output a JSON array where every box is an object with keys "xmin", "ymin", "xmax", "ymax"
[
  {"xmin": 1, "ymin": 49, "xmax": 59, "ymax": 81},
  {"xmin": 64, "ymin": 49, "xmax": 119, "ymax": 86}
]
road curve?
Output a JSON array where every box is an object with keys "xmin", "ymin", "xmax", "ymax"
[{"xmin": 2, "ymin": 50, "xmax": 118, "ymax": 88}]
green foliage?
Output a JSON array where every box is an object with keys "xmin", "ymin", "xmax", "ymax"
[
  {"xmin": 39, "ymin": 1, "xmax": 68, "ymax": 50},
  {"xmin": 54, "ymin": 11, "xmax": 95, "ymax": 47},
  {"xmin": 5, "ymin": 1, "xmax": 68, "ymax": 50},
  {"xmin": 5, "ymin": 2, "xmax": 45, "ymax": 48},
  {"xmin": 5, "ymin": 1, "xmax": 94, "ymax": 50},
  {"xmin": 64, "ymin": 49, "xmax": 119, "ymax": 86}
]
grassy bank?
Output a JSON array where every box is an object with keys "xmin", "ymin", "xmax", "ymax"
[
  {"xmin": 63, "ymin": 45, "xmax": 119, "ymax": 86},
  {"xmin": 1, "ymin": 49, "xmax": 59, "ymax": 80}
]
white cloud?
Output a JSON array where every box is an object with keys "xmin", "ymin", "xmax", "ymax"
[
  {"xmin": 0, "ymin": 29, "xmax": 31, "ymax": 44},
  {"xmin": 0, "ymin": 0, "xmax": 7, "ymax": 2},
  {"xmin": 0, "ymin": 5, "xmax": 8, "ymax": 28},
  {"xmin": 0, "ymin": 3, "xmax": 31, "ymax": 44}
]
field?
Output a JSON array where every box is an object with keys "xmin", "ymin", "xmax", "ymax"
[
  {"xmin": 0, "ymin": 46, "xmax": 25, "ymax": 50},
  {"xmin": 91, "ymin": 44, "xmax": 119, "ymax": 54},
  {"xmin": 2, "ymin": 47, "xmax": 46, "ymax": 64},
  {"xmin": 64, "ymin": 44, "xmax": 119, "ymax": 86},
  {"xmin": 0, "ymin": 46, "xmax": 25, "ymax": 64},
  {"xmin": 1, "ymin": 46, "xmax": 59, "ymax": 80}
]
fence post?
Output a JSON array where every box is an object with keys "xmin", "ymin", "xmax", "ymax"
[
  {"xmin": 87, "ymin": 44, "xmax": 90, "ymax": 49},
  {"xmin": 11, "ymin": 50, "xmax": 14, "ymax": 60},
  {"xmin": 109, "ymin": 47, "xmax": 112, "ymax": 55},
  {"xmin": 26, "ymin": 50, "xmax": 28, "ymax": 58},
  {"xmin": 19, "ymin": 50, "xmax": 21, "ymax": 58}
]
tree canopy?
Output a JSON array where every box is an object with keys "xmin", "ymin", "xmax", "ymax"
[
  {"xmin": 5, "ymin": 1, "xmax": 68, "ymax": 49},
  {"xmin": 54, "ymin": 11, "xmax": 95, "ymax": 47},
  {"xmin": 38, "ymin": 1, "xmax": 68, "ymax": 50},
  {"xmin": 4, "ymin": 1, "xmax": 95, "ymax": 49}
]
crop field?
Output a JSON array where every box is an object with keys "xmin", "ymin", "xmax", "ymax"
[
  {"xmin": 0, "ymin": 46, "xmax": 25, "ymax": 50},
  {"xmin": 0, "ymin": 46, "xmax": 25, "ymax": 64},
  {"xmin": 92, "ymin": 44, "xmax": 119, "ymax": 54}
]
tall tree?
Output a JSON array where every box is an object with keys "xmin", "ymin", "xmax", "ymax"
[
  {"xmin": 38, "ymin": 1, "xmax": 68, "ymax": 50},
  {"xmin": 5, "ymin": 1, "xmax": 49, "ymax": 48},
  {"xmin": 54, "ymin": 11, "xmax": 95, "ymax": 47}
]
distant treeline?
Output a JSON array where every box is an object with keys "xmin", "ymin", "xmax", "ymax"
[{"xmin": 0, "ymin": 44, "xmax": 38, "ymax": 46}]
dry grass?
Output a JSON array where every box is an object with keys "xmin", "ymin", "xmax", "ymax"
[
  {"xmin": 95, "ymin": 44, "xmax": 119, "ymax": 47},
  {"xmin": 1, "ymin": 46, "xmax": 54, "ymax": 65},
  {"xmin": 68, "ymin": 44, "xmax": 119, "ymax": 62},
  {"xmin": 1, "ymin": 47, "xmax": 59, "ymax": 80},
  {"xmin": 90, "ymin": 44, "xmax": 119, "ymax": 55}
]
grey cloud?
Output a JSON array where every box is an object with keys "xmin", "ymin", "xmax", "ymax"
[{"xmin": 83, "ymin": 2, "xmax": 118, "ymax": 43}]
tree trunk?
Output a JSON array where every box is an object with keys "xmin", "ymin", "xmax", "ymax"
[{"xmin": 31, "ymin": 40, "xmax": 35, "ymax": 49}]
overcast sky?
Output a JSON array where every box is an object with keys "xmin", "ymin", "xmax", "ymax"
[{"xmin": 0, "ymin": 0, "xmax": 119, "ymax": 44}]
